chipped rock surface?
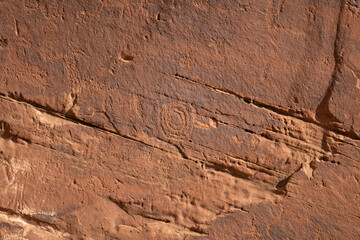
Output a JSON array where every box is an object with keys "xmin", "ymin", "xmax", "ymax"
[{"xmin": 0, "ymin": 0, "xmax": 360, "ymax": 239}]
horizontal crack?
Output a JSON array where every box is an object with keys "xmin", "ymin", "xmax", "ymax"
[
  {"xmin": 0, "ymin": 94, "xmax": 284, "ymax": 180},
  {"xmin": 171, "ymin": 73, "xmax": 359, "ymax": 141},
  {"xmin": 183, "ymin": 138, "xmax": 286, "ymax": 177},
  {"xmin": 0, "ymin": 94, "xmax": 173, "ymax": 157},
  {"xmin": 1, "ymin": 88, "xmax": 356, "ymax": 187},
  {"xmin": 0, "ymin": 206, "xmax": 62, "ymax": 232},
  {"xmin": 213, "ymin": 116, "xmax": 327, "ymax": 157},
  {"xmin": 108, "ymin": 196, "xmax": 209, "ymax": 236},
  {"xmin": 204, "ymin": 162, "xmax": 253, "ymax": 180}
]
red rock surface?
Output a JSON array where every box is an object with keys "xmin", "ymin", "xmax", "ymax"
[{"xmin": 0, "ymin": 0, "xmax": 360, "ymax": 239}]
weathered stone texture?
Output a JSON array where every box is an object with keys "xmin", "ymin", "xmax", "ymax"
[{"xmin": 0, "ymin": 0, "xmax": 360, "ymax": 239}]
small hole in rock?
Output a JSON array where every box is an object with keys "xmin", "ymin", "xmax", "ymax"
[
  {"xmin": 120, "ymin": 52, "xmax": 134, "ymax": 62},
  {"xmin": 0, "ymin": 37, "xmax": 8, "ymax": 47}
]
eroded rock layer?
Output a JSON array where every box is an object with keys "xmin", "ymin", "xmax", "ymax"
[{"xmin": 0, "ymin": 0, "xmax": 360, "ymax": 239}]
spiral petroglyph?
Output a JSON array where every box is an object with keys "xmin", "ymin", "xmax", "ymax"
[{"xmin": 159, "ymin": 102, "xmax": 194, "ymax": 140}]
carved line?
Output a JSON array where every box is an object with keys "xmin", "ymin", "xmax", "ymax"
[{"xmin": 159, "ymin": 102, "xmax": 194, "ymax": 140}]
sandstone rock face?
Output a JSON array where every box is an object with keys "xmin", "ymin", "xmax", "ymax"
[{"xmin": 0, "ymin": 0, "xmax": 360, "ymax": 239}]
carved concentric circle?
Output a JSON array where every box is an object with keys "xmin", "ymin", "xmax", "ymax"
[{"xmin": 159, "ymin": 102, "xmax": 194, "ymax": 140}]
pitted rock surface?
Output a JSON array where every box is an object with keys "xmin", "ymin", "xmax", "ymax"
[{"xmin": 0, "ymin": 0, "xmax": 360, "ymax": 239}]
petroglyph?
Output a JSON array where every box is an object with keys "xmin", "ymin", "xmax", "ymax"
[
  {"xmin": 0, "ymin": 0, "xmax": 359, "ymax": 239},
  {"xmin": 159, "ymin": 101, "xmax": 195, "ymax": 141}
]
